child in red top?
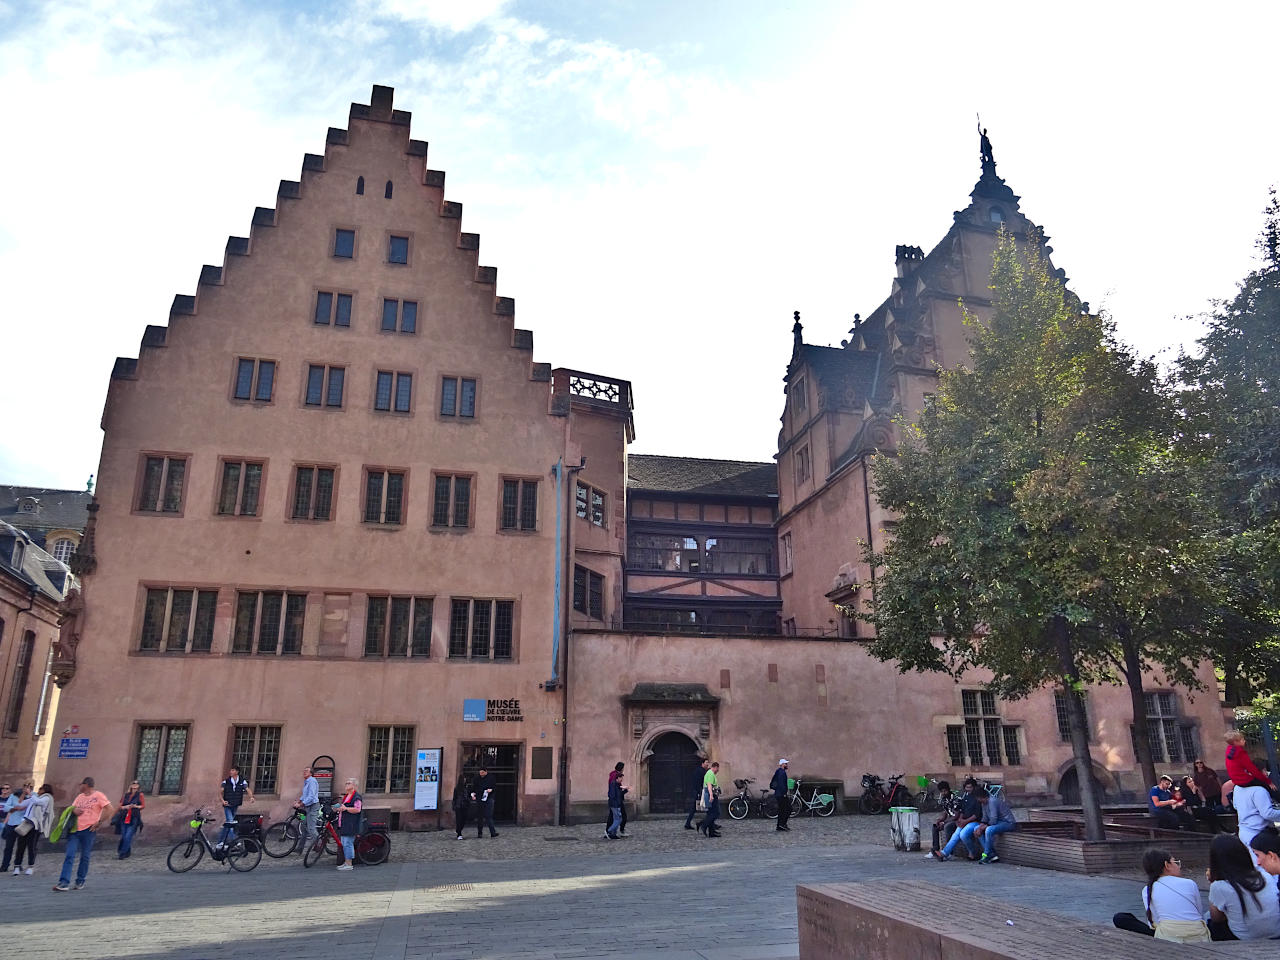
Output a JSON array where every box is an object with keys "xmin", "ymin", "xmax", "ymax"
[{"xmin": 1225, "ymin": 730, "xmax": 1273, "ymax": 791}]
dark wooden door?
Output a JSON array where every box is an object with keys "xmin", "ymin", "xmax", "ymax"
[
  {"xmin": 647, "ymin": 732, "xmax": 701, "ymax": 813},
  {"xmin": 462, "ymin": 743, "xmax": 520, "ymax": 822}
]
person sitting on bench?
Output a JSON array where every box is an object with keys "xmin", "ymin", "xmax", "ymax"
[{"xmin": 1149, "ymin": 775, "xmax": 1194, "ymax": 830}]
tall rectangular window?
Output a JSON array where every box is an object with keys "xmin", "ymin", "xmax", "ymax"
[
  {"xmin": 375, "ymin": 371, "xmax": 412, "ymax": 412},
  {"xmin": 231, "ymin": 590, "xmax": 307, "ymax": 655},
  {"xmin": 431, "ymin": 474, "xmax": 471, "ymax": 528},
  {"xmin": 366, "ymin": 725, "xmax": 415, "ymax": 794},
  {"xmin": 134, "ymin": 724, "xmax": 189, "ymax": 795},
  {"xmin": 791, "ymin": 375, "xmax": 807, "ymax": 413},
  {"xmin": 137, "ymin": 456, "xmax": 187, "ymax": 513},
  {"xmin": 1141, "ymin": 692, "xmax": 1197, "ymax": 763},
  {"xmin": 334, "ymin": 228, "xmax": 355, "ymax": 259},
  {"xmin": 139, "ymin": 587, "xmax": 217, "ymax": 653},
  {"xmin": 387, "ymin": 235, "xmax": 409, "ymax": 264},
  {"xmin": 960, "ymin": 689, "xmax": 1020, "ymax": 766},
  {"xmin": 217, "ymin": 460, "xmax": 264, "ymax": 516},
  {"xmin": 233, "ymin": 358, "xmax": 275, "ymax": 401},
  {"xmin": 781, "ymin": 532, "xmax": 794, "ymax": 575},
  {"xmin": 440, "ymin": 377, "xmax": 477, "ymax": 417},
  {"xmin": 501, "ymin": 479, "xmax": 538, "ymax": 531},
  {"xmin": 364, "ymin": 596, "xmax": 432, "ymax": 658},
  {"xmin": 363, "ymin": 469, "xmax": 406, "ymax": 525},
  {"xmin": 447, "ymin": 599, "xmax": 515, "ymax": 661},
  {"xmin": 291, "ymin": 465, "xmax": 336, "ymax": 521},
  {"xmin": 795, "ymin": 445, "xmax": 811, "ymax": 485},
  {"xmin": 381, "ymin": 298, "xmax": 417, "ymax": 333},
  {"xmin": 575, "ymin": 483, "xmax": 606, "ymax": 527},
  {"xmin": 572, "ymin": 566, "xmax": 605, "ymax": 620},
  {"xmin": 3, "ymin": 631, "xmax": 35, "ymax": 735},
  {"xmin": 314, "ymin": 291, "xmax": 352, "ymax": 326},
  {"xmin": 230, "ymin": 725, "xmax": 282, "ymax": 795},
  {"xmin": 1054, "ymin": 691, "xmax": 1092, "ymax": 743},
  {"xmin": 305, "ymin": 365, "xmax": 345, "ymax": 408}
]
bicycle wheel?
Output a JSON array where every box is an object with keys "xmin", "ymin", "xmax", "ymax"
[
  {"xmin": 302, "ymin": 834, "xmax": 327, "ymax": 869},
  {"xmin": 912, "ymin": 791, "xmax": 928, "ymax": 810},
  {"xmin": 791, "ymin": 794, "xmax": 806, "ymax": 818},
  {"xmin": 226, "ymin": 837, "xmax": 262, "ymax": 872},
  {"xmin": 762, "ymin": 796, "xmax": 779, "ymax": 819},
  {"xmin": 262, "ymin": 820, "xmax": 301, "ymax": 858},
  {"xmin": 167, "ymin": 838, "xmax": 204, "ymax": 873},
  {"xmin": 727, "ymin": 797, "xmax": 749, "ymax": 820},
  {"xmin": 357, "ymin": 832, "xmax": 390, "ymax": 866},
  {"xmin": 859, "ymin": 792, "xmax": 884, "ymax": 816},
  {"xmin": 816, "ymin": 794, "xmax": 836, "ymax": 817}
]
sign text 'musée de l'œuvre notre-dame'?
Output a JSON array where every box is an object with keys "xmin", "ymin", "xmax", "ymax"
[{"xmin": 486, "ymin": 699, "xmax": 523, "ymax": 721}]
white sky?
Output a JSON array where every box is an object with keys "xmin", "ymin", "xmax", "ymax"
[{"xmin": 2, "ymin": 0, "xmax": 1278, "ymax": 488}]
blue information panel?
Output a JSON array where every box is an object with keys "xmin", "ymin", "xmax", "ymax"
[
  {"xmin": 58, "ymin": 738, "xmax": 89, "ymax": 759},
  {"xmin": 463, "ymin": 698, "xmax": 487, "ymax": 722}
]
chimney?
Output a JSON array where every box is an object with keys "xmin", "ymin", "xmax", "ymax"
[{"xmin": 895, "ymin": 244, "xmax": 924, "ymax": 278}]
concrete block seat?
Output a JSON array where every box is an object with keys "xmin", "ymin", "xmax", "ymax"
[
  {"xmin": 994, "ymin": 820, "xmax": 1212, "ymax": 875},
  {"xmin": 796, "ymin": 880, "xmax": 1275, "ymax": 959}
]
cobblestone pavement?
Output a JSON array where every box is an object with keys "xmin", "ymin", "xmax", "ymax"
[{"xmin": 0, "ymin": 814, "xmax": 1148, "ymax": 960}]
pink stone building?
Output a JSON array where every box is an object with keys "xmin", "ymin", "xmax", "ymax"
[{"xmin": 42, "ymin": 87, "xmax": 1226, "ymax": 830}]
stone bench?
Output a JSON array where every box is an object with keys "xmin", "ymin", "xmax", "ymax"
[
  {"xmin": 995, "ymin": 819, "xmax": 1211, "ymax": 875},
  {"xmin": 796, "ymin": 880, "xmax": 1275, "ymax": 959}
]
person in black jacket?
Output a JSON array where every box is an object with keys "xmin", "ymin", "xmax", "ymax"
[
  {"xmin": 470, "ymin": 767, "xmax": 498, "ymax": 838},
  {"xmin": 218, "ymin": 766, "xmax": 253, "ymax": 845},
  {"xmin": 770, "ymin": 760, "xmax": 791, "ymax": 832},
  {"xmin": 451, "ymin": 775, "xmax": 470, "ymax": 839},
  {"xmin": 606, "ymin": 771, "xmax": 624, "ymax": 839},
  {"xmin": 684, "ymin": 758, "xmax": 710, "ymax": 830}
]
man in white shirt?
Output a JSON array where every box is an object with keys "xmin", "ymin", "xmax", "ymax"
[
  {"xmin": 1232, "ymin": 782, "xmax": 1280, "ymax": 849},
  {"xmin": 295, "ymin": 766, "xmax": 320, "ymax": 844}
]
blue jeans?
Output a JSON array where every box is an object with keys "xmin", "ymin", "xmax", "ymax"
[
  {"xmin": 943, "ymin": 822, "xmax": 979, "ymax": 858},
  {"xmin": 59, "ymin": 829, "xmax": 96, "ymax": 886},
  {"xmin": 218, "ymin": 806, "xmax": 238, "ymax": 844},
  {"xmin": 979, "ymin": 820, "xmax": 1015, "ymax": 856},
  {"xmin": 608, "ymin": 806, "xmax": 622, "ymax": 836},
  {"xmin": 117, "ymin": 822, "xmax": 138, "ymax": 857},
  {"xmin": 340, "ymin": 835, "xmax": 355, "ymax": 862}
]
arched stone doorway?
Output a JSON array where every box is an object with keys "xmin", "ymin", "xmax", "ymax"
[
  {"xmin": 1058, "ymin": 765, "xmax": 1111, "ymax": 806},
  {"xmin": 647, "ymin": 732, "xmax": 702, "ymax": 813}
]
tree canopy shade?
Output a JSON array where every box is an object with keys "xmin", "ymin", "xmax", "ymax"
[
  {"xmin": 862, "ymin": 230, "xmax": 1220, "ymax": 840},
  {"xmin": 1178, "ymin": 190, "xmax": 1280, "ymax": 704}
]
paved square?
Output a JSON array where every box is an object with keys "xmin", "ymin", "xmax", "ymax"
[{"xmin": 0, "ymin": 817, "xmax": 1146, "ymax": 959}]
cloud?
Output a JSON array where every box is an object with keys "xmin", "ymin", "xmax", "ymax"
[{"xmin": 370, "ymin": 0, "xmax": 510, "ymax": 33}]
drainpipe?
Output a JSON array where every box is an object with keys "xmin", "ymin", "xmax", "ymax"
[
  {"xmin": 860, "ymin": 458, "xmax": 877, "ymax": 638},
  {"xmin": 550, "ymin": 456, "xmax": 565, "ymax": 690}
]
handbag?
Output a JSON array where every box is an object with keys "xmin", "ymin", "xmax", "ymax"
[
  {"xmin": 14, "ymin": 819, "xmax": 34, "ymax": 837},
  {"xmin": 110, "ymin": 809, "xmax": 125, "ymax": 828}
]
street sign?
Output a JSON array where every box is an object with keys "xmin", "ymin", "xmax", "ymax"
[{"xmin": 58, "ymin": 737, "xmax": 89, "ymax": 759}]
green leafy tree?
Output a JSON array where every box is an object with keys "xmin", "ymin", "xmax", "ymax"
[
  {"xmin": 863, "ymin": 231, "xmax": 1219, "ymax": 839},
  {"xmin": 1179, "ymin": 190, "xmax": 1280, "ymax": 704}
]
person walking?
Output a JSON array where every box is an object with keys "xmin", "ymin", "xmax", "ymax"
[
  {"xmin": 697, "ymin": 761, "xmax": 722, "ymax": 838},
  {"xmin": 603, "ymin": 763, "xmax": 629, "ymax": 837},
  {"xmin": 53, "ymin": 777, "xmax": 113, "ymax": 892},
  {"xmin": 295, "ymin": 766, "xmax": 320, "ymax": 847},
  {"xmin": 2, "ymin": 782, "xmax": 29, "ymax": 874},
  {"xmin": 771, "ymin": 760, "xmax": 791, "ymax": 832},
  {"xmin": 218, "ymin": 766, "xmax": 254, "ymax": 845},
  {"xmin": 606, "ymin": 768, "xmax": 624, "ymax": 840},
  {"xmin": 334, "ymin": 778, "xmax": 362, "ymax": 871},
  {"xmin": 451, "ymin": 774, "xmax": 471, "ymax": 839},
  {"xmin": 13, "ymin": 783, "xmax": 53, "ymax": 876},
  {"xmin": 471, "ymin": 766, "xmax": 498, "ymax": 838},
  {"xmin": 115, "ymin": 780, "xmax": 145, "ymax": 859},
  {"xmin": 684, "ymin": 758, "xmax": 709, "ymax": 831}
]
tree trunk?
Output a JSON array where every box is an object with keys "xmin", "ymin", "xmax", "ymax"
[
  {"xmin": 1053, "ymin": 615, "xmax": 1106, "ymax": 840},
  {"xmin": 1122, "ymin": 636, "xmax": 1160, "ymax": 792}
]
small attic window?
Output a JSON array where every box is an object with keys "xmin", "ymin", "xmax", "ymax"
[
  {"xmin": 11, "ymin": 539, "xmax": 25, "ymax": 568},
  {"xmin": 385, "ymin": 180, "xmax": 393, "ymax": 199},
  {"xmin": 356, "ymin": 176, "xmax": 365, "ymax": 195},
  {"xmin": 989, "ymin": 206, "xmax": 1006, "ymax": 224},
  {"xmin": 17, "ymin": 497, "xmax": 38, "ymax": 514}
]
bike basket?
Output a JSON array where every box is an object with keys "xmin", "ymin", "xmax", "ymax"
[
  {"xmin": 234, "ymin": 814, "xmax": 263, "ymax": 837},
  {"xmin": 916, "ymin": 775, "xmax": 929, "ymax": 789},
  {"xmin": 861, "ymin": 774, "xmax": 875, "ymax": 788},
  {"xmin": 189, "ymin": 819, "xmax": 201, "ymax": 829},
  {"xmin": 817, "ymin": 793, "xmax": 835, "ymax": 804},
  {"xmin": 733, "ymin": 779, "xmax": 747, "ymax": 790}
]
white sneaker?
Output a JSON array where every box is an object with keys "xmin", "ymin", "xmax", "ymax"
[
  {"xmin": 336, "ymin": 863, "xmax": 353, "ymax": 871},
  {"xmin": 11, "ymin": 868, "xmax": 18, "ymax": 876},
  {"xmin": 23, "ymin": 868, "xmax": 32, "ymax": 876}
]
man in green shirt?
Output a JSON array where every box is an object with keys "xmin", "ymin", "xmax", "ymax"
[{"xmin": 697, "ymin": 762, "xmax": 722, "ymax": 837}]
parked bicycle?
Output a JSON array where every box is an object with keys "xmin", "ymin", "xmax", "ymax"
[
  {"xmin": 167, "ymin": 808, "xmax": 262, "ymax": 873},
  {"xmin": 858, "ymin": 772, "xmax": 912, "ymax": 815},
  {"xmin": 913, "ymin": 777, "xmax": 948, "ymax": 812},
  {"xmin": 788, "ymin": 778, "xmax": 836, "ymax": 817},
  {"xmin": 726, "ymin": 778, "xmax": 779, "ymax": 820},
  {"xmin": 263, "ymin": 805, "xmax": 312, "ymax": 858},
  {"xmin": 303, "ymin": 798, "xmax": 391, "ymax": 867}
]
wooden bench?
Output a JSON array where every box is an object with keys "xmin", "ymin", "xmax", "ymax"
[
  {"xmin": 995, "ymin": 819, "xmax": 1211, "ymax": 874},
  {"xmin": 796, "ymin": 880, "xmax": 1275, "ymax": 959}
]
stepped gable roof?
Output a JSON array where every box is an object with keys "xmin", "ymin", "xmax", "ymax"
[
  {"xmin": 627, "ymin": 454, "xmax": 777, "ymax": 499},
  {"xmin": 0, "ymin": 485, "xmax": 93, "ymax": 534}
]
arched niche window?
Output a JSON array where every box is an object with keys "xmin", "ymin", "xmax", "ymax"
[
  {"xmin": 356, "ymin": 176, "xmax": 365, "ymax": 196},
  {"xmin": 989, "ymin": 206, "xmax": 1006, "ymax": 224},
  {"xmin": 51, "ymin": 538, "xmax": 75, "ymax": 563},
  {"xmin": 385, "ymin": 180, "xmax": 393, "ymax": 199}
]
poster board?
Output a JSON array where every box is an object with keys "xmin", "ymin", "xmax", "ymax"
[{"xmin": 415, "ymin": 747, "xmax": 442, "ymax": 810}]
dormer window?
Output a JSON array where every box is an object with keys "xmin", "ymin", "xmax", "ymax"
[
  {"xmin": 989, "ymin": 206, "xmax": 1006, "ymax": 224},
  {"xmin": 17, "ymin": 497, "xmax": 37, "ymax": 514},
  {"xmin": 11, "ymin": 539, "xmax": 25, "ymax": 568}
]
